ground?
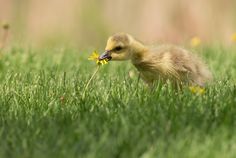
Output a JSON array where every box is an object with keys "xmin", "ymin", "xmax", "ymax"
[{"xmin": 0, "ymin": 46, "xmax": 236, "ymax": 158}]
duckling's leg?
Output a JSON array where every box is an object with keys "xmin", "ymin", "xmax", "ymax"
[{"xmin": 139, "ymin": 72, "xmax": 154, "ymax": 88}]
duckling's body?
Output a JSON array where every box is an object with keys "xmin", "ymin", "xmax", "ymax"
[
  {"xmin": 100, "ymin": 33, "xmax": 212, "ymax": 87},
  {"xmin": 132, "ymin": 45, "xmax": 212, "ymax": 87}
]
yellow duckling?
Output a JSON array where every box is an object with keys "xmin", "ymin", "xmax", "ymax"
[{"xmin": 99, "ymin": 33, "xmax": 212, "ymax": 87}]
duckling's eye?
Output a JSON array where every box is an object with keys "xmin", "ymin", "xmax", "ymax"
[{"xmin": 114, "ymin": 46, "xmax": 122, "ymax": 51}]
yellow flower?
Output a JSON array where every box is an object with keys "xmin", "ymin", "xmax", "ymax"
[
  {"xmin": 190, "ymin": 37, "xmax": 201, "ymax": 47},
  {"xmin": 189, "ymin": 86, "xmax": 205, "ymax": 95},
  {"xmin": 88, "ymin": 51, "xmax": 108, "ymax": 65},
  {"xmin": 231, "ymin": 33, "xmax": 236, "ymax": 42},
  {"xmin": 2, "ymin": 22, "xmax": 9, "ymax": 30}
]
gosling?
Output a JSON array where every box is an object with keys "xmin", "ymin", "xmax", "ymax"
[{"xmin": 99, "ymin": 33, "xmax": 212, "ymax": 87}]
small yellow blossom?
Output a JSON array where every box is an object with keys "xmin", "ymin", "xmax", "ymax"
[
  {"xmin": 190, "ymin": 37, "xmax": 201, "ymax": 47},
  {"xmin": 231, "ymin": 33, "xmax": 236, "ymax": 42},
  {"xmin": 2, "ymin": 22, "xmax": 10, "ymax": 30},
  {"xmin": 189, "ymin": 86, "xmax": 205, "ymax": 95},
  {"xmin": 88, "ymin": 51, "xmax": 108, "ymax": 65}
]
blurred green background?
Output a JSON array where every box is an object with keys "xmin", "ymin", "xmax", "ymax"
[{"xmin": 0, "ymin": 0, "xmax": 236, "ymax": 48}]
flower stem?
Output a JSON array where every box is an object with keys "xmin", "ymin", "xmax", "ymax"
[
  {"xmin": 82, "ymin": 66, "xmax": 100, "ymax": 99},
  {"xmin": 0, "ymin": 28, "xmax": 9, "ymax": 51}
]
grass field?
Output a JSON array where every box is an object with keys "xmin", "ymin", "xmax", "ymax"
[{"xmin": 0, "ymin": 45, "xmax": 236, "ymax": 158}]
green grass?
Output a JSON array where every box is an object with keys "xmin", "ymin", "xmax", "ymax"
[{"xmin": 0, "ymin": 46, "xmax": 236, "ymax": 158}]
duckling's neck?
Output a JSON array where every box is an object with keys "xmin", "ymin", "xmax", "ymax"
[{"xmin": 130, "ymin": 39, "xmax": 148, "ymax": 63}]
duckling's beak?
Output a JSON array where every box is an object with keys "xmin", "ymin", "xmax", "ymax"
[{"xmin": 99, "ymin": 51, "xmax": 112, "ymax": 60}]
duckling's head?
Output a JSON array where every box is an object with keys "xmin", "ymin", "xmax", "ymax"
[
  {"xmin": 99, "ymin": 33, "xmax": 146, "ymax": 60},
  {"xmin": 99, "ymin": 33, "xmax": 137, "ymax": 61}
]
